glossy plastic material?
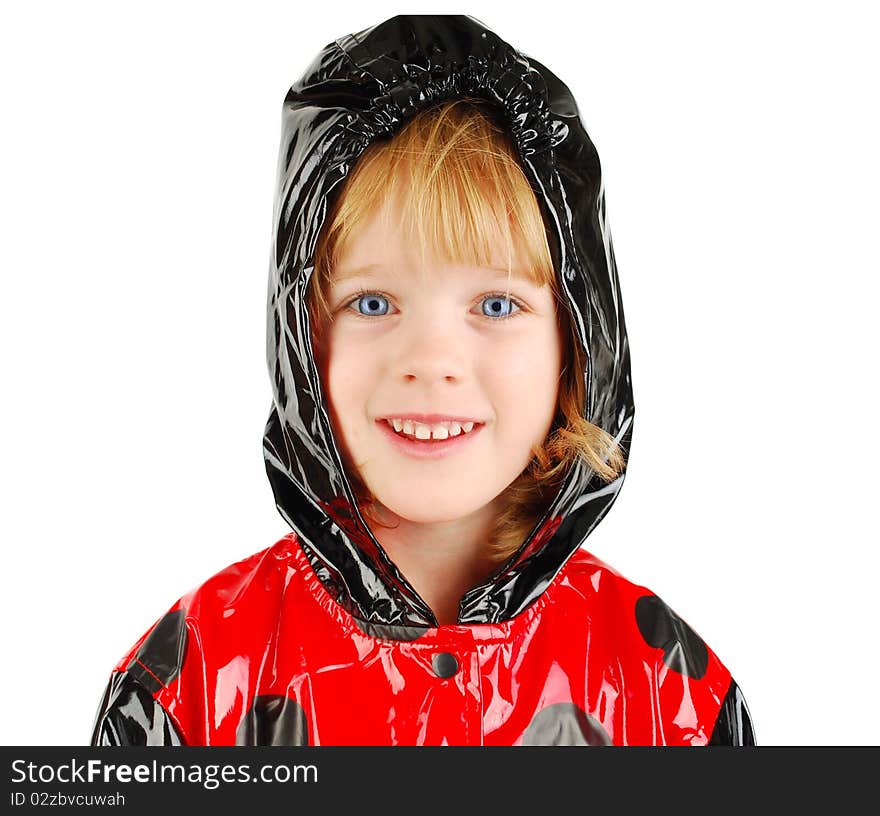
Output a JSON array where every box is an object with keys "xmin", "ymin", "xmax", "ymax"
[{"xmin": 91, "ymin": 14, "xmax": 754, "ymax": 746}]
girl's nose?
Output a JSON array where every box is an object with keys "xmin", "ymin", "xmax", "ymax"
[{"xmin": 394, "ymin": 319, "xmax": 467, "ymax": 385}]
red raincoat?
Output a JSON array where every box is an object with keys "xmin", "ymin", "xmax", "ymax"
[{"xmin": 91, "ymin": 15, "xmax": 754, "ymax": 747}]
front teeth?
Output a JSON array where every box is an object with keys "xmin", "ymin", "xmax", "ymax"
[
  {"xmin": 417, "ymin": 423, "xmax": 443, "ymax": 440},
  {"xmin": 387, "ymin": 419, "xmax": 477, "ymax": 440}
]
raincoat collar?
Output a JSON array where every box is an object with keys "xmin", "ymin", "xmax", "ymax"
[{"xmin": 263, "ymin": 14, "xmax": 634, "ymax": 628}]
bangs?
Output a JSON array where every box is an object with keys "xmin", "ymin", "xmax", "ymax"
[{"xmin": 311, "ymin": 98, "xmax": 557, "ymax": 323}]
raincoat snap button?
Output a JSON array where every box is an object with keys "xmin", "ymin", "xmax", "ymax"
[{"xmin": 432, "ymin": 652, "xmax": 459, "ymax": 678}]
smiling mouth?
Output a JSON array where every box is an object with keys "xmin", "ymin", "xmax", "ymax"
[{"xmin": 376, "ymin": 419, "xmax": 484, "ymax": 459}]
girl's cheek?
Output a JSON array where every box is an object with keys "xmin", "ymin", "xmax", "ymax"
[
  {"xmin": 327, "ymin": 345, "xmax": 371, "ymax": 407},
  {"xmin": 488, "ymin": 340, "xmax": 539, "ymax": 381}
]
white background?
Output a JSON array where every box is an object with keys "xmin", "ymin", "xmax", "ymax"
[{"xmin": 1, "ymin": 1, "xmax": 877, "ymax": 746}]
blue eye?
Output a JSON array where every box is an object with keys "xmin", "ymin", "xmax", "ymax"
[
  {"xmin": 353, "ymin": 293, "xmax": 390, "ymax": 316},
  {"xmin": 481, "ymin": 295, "xmax": 520, "ymax": 318}
]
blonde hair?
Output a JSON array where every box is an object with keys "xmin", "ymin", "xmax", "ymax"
[{"xmin": 309, "ymin": 97, "xmax": 626, "ymax": 562}]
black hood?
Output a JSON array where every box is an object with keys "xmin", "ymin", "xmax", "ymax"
[{"xmin": 263, "ymin": 14, "xmax": 634, "ymax": 628}]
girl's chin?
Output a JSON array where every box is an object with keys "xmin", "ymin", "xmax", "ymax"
[{"xmin": 369, "ymin": 493, "xmax": 495, "ymax": 526}]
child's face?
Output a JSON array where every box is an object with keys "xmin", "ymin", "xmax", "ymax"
[{"xmin": 318, "ymin": 197, "xmax": 563, "ymax": 527}]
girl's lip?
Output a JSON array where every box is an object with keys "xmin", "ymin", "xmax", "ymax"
[{"xmin": 376, "ymin": 419, "xmax": 483, "ymax": 460}]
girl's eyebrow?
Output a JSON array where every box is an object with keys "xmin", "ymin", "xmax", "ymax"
[
  {"xmin": 331, "ymin": 263, "xmax": 384, "ymax": 283},
  {"xmin": 332, "ymin": 263, "xmax": 529, "ymax": 284}
]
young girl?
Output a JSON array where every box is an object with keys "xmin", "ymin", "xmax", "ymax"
[{"xmin": 91, "ymin": 14, "xmax": 754, "ymax": 746}]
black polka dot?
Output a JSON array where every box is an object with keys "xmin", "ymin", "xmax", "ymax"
[
  {"xmin": 635, "ymin": 595, "xmax": 709, "ymax": 679},
  {"xmin": 125, "ymin": 609, "xmax": 187, "ymax": 693},
  {"xmin": 432, "ymin": 652, "xmax": 459, "ymax": 678},
  {"xmin": 236, "ymin": 696, "xmax": 309, "ymax": 746},
  {"xmin": 523, "ymin": 703, "xmax": 612, "ymax": 746},
  {"xmin": 353, "ymin": 619, "xmax": 429, "ymax": 642}
]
